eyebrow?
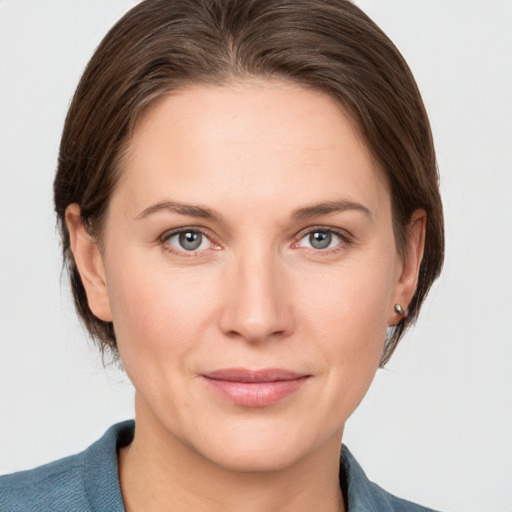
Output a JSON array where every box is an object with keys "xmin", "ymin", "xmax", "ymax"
[
  {"xmin": 291, "ymin": 200, "xmax": 372, "ymax": 220},
  {"xmin": 135, "ymin": 198, "xmax": 371, "ymax": 223},
  {"xmin": 135, "ymin": 201, "xmax": 223, "ymax": 222}
]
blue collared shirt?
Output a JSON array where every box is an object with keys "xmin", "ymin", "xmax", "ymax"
[{"xmin": 1, "ymin": 420, "xmax": 441, "ymax": 511}]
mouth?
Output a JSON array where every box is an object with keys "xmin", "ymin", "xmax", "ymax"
[{"xmin": 201, "ymin": 368, "xmax": 311, "ymax": 407}]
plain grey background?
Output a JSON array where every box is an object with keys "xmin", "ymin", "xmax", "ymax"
[{"xmin": 0, "ymin": 1, "xmax": 511, "ymax": 511}]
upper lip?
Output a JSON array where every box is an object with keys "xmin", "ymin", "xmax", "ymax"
[{"xmin": 202, "ymin": 368, "xmax": 309, "ymax": 383}]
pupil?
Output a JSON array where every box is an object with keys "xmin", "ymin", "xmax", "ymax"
[
  {"xmin": 310, "ymin": 231, "xmax": 331, "ymax": 249},
  {"xmin": 179, "ymin": 231, "xmax": 202, "ymax": 250}
]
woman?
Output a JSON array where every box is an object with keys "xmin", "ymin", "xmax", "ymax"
[{"xmin": 1, "ymin": 0, "xmax": 445, "ymax": 510}]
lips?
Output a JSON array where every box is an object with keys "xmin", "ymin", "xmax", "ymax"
[{"xmin": 202, "ymin": 368, "xmax": 310, "ymax": 407}]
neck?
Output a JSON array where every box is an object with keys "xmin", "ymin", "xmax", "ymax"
[{"xmin": 118, "ymin": 395, "xmax": 346, "ymax": 512}]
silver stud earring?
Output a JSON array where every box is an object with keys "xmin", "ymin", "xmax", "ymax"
[{"xmin": 394, "ymin": 304, "xmax": 405, "ymax": 316}]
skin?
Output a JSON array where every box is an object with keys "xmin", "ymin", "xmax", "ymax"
[{"xmin": 66, "ymin": 80, "xmax": 425, "ymax": 512}]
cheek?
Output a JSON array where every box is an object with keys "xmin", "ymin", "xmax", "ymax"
[
  {"xmin": 299, "ymin": 258, "xmax": 393, "ymax": 344},
  {"xmin": 105, "ymin": 254, "xmax": 218, "ymax": 367},
  {"xmin": 317, "ymin": 284, "xmax": 387, "ymax": 370},
  {"xmin": 295, "ymin": 258, "xmax": 393, "ymax": 403}
]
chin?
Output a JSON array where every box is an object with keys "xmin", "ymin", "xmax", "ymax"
[
  {"xmin": 202, "ymin": 442, "xmax": 307, "ymax": 473},
  {"xmin": 188, "ymin": 419, "xmax": 338, "ymax": 474}
]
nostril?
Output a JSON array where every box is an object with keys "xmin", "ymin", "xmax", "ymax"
[
  {"xmin": 219, "ymin": 306, "xmax": 293, "ymax": 344},
  {"xmin": 217, "ymin": 259, "xmax": 295, "ymax": 343}
]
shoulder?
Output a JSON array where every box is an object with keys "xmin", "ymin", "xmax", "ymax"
[
  {"xmin": 0, "ymin": 453, "xmax": 89, "ymax": 512},
  {"xmin": 0, "ymin": 421, "xmax": 134, "ymax": 512},
  {"xmin": 340, "ymin": 445, "xmax": 443, "ymax": 512}
]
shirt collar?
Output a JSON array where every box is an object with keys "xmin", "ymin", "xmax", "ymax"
[
  {"xmin": 84, "ymin": 421, "xmax": 400, "ymax": 512},
  {"xmin": 340, "ymin": 444, "xmax": 400, "ymax": 512}
]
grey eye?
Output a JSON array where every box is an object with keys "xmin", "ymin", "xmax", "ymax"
[
  {"xmin": 308, "ymin": 231, "xmax": 332, "ymax": 249},
  {"xmin": 164, "ymin": 230, "xmax": 209, "ymax": 252},
  {"xmin": 178, "ymin": 231, "xmax": 203, "ymax": 250}
]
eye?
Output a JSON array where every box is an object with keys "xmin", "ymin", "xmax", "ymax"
[
  {"xmin": 164, "ymin": 230, "xmax": 211, "ymax": 252},
  {"xmin": 296, "ymin": 229, "xmax": 344, "ymax": 250}
]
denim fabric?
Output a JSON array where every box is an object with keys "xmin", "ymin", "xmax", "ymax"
[
  {"xmin": 340, "ymin": 444, "xmax": 440, "ymax": 511},
  {"xmin": 1, "ymin": 420, "xmax": 440, "ymax": 511}
]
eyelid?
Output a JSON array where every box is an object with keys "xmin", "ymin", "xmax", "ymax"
[
  {"xmin": 160, "ymin": 226, "xmax": 221, "ymax": 255},
  {"xmin": 292, "ymin": 225, "xmax": 353, "ymax": 251},
  {"xmin": 295, "ymin": 225, "xmax": 352, "ymax": 241},
  {"xmin": 158, "ymin": 225, "xmax": 352, "ymax": 256}
]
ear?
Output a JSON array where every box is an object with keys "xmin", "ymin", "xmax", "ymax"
[
  {"xmin": 389, "ymin": 209, "xmax": 426, "ymax": 326},
  {"xmin": 65, "ymin": 204, "xmax": 112, "ymax": 322}
]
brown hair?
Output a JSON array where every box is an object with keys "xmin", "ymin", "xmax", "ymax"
[{"xmin": 54, "ymin": 0, "xmax": 444, "ymax": 365}]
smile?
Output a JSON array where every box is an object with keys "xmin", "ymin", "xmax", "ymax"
[{"xmin": 201, "ymin": 368, "xmax": 311, "ymax": 407}]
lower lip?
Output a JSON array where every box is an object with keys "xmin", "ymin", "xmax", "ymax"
[{"xmin": 203, "ymin": 376, "xmax": 310, "ymax": 407}]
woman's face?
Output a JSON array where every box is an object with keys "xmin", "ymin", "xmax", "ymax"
[{"xmin": 71, "ymin": 81, "xmax": 422, "ymax": 472}]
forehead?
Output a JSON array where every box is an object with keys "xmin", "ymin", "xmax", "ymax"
[{"xmin": 116, "ymin": 80, "xmax": 389, "ymax": 219}]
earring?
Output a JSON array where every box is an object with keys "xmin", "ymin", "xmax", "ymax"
[{"xmin": 394, "ymin": 304, "xmax": 405, "ymax": 316}]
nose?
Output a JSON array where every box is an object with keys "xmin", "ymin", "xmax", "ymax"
[{"xmin": 218, "ymin": 248, "xmax": 295, "ymax": 344}]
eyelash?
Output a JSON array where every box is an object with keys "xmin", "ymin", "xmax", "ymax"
[
  {"xmin": 292, "ymin": 226, "xmax": 352, "ymax": 255},
  {"xmin": 159, "ymin": 226, "xmax": 352, "ymax": 256},
  {"xmin": 160, "ymin": 227, "xmax": 220, "ymax": 257}
]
